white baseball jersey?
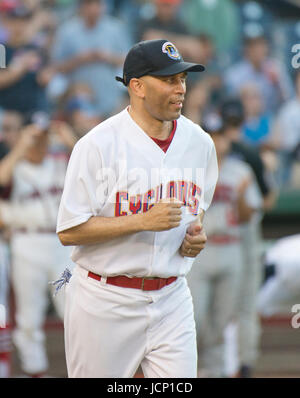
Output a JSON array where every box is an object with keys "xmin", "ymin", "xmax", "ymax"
[
  {"xmin": 203, "ymin": 156, "xmax": 262, "ymax": 242},
  {"xmin": 1, "ymin": 153, "xmax": 68, "ymax": 231},
  {"xmin": 2, "ymin": 152, "xmax": 72, "ymax": 376},
  {"xmin": 57, "ymin": 107, "xmax": 218, "ymax": 278}
]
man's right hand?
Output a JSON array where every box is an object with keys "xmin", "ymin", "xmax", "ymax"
[{"xmin": 141, "ymin": 198, "xmax": 183, "ymax": 231}]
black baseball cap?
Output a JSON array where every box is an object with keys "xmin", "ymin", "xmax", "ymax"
[
  {"xmin": 116, "ymin": 39, "xmax": 205, "ymax": 86},
  {"xmin": 220, "ymin": 99, "xmax": 245, "ymax": 127},
  {"xmin": 202, "ymin": 112, "xmax": 224, "ymax": 135}
]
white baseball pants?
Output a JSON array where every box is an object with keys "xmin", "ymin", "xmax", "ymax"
[
  {"xmin": 64, "ymin": 266, "xmax": 197, "ymax": 378},
  {"xmin": 233, "ymin": 221, "xmax": 263, "ymax": 367},
  {"xmin": 187, "ymin": 243, "xmax": 242, "ymax": 377},
  {"xmin": 0, "ymin": 240, "xmax": 11, "ymax": 378},
  {"xmin": 11, "ymin": 232, "xmax": 72, "ymax": 375},
  {"xmin": 223, "ymin": 221, "xmax": 263, "ymax": 375}
]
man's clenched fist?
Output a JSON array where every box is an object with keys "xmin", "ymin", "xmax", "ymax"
[{"xmin": 180, "ymin": 221, "xmax": 207, "ymax": 258}]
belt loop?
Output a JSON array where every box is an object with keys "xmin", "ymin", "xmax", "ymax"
[
  {"xmin": 100, "ymin": 275, "xmax": 107, "ymax": 285},
  {"xmin": 141, "ymin": 277, "xmax": 145, "ymax": 290}
]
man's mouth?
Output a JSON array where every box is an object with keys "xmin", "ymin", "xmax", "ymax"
[{"xmin": 170, "ymin": 100, "xmax": 184, "ymax": 109}]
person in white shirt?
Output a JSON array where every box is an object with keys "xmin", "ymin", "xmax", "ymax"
[
  {"xmin": 57, "ymin": 39, "xmax": 218, "ymax": 378},
  {"xmin": 187, "ymin": 113, "xmax": 262, "ymax": 377}
]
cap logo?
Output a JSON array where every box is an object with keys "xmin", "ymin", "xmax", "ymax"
[{"xmin": 162, "ymin": 42, "xmax": 181, "ymax": 60}]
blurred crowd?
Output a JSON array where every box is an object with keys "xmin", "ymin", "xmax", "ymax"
[
  {"xmin": 0, "ymin": 0, "xmax": 300, "ymax": 378},
  {"xmin": 0, "ymin": 0, "xmax": 299, "ymax": 188}
]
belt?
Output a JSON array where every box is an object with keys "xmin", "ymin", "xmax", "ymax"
[{"xmin": 87, "ymin": 271, "xmax": 177, "ymax": 291}]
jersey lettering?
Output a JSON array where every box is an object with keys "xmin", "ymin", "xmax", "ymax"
[
  {"xmin": 115, "ymin": 191, "xmax": 128, "ymax": 216},
  {"xmin": 129, "ymin": 194, "xmax": 142, "ymax": 214},
  {"xmin": 114, "ymin": 180, "xmax": 202, "ymax": 216}
]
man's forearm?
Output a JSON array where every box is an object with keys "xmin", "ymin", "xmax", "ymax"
[
  {"xmin": 103, "ymin": 52, "xmax": 125, "ymax": 67},
  {"xmin": 54, "ymin": 56, "xmax": 84, "ymax": 74},
  {"xmin": 0, "ymin": 198, "xmax": 57, "ymax": 230},
  {"xmin": 58, "ymin": 213, "xmax": 146, "ymax": 246},
  {"xmin": 237, "ymin": 196, "xmax": 255, "ymax": 223}
]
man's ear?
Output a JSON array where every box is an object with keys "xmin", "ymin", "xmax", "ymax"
[{"xmin": 128, "ymin": 78, "xmax": 145, "ymax": 99}]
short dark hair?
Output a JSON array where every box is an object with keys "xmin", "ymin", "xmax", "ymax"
[
  {"xmin": 202, "ymin": 112, "xmax": 224, "ymax": 136},
  {"xmin": 220, "ymin": 98, "xmax": 244, "ymax": 128}
]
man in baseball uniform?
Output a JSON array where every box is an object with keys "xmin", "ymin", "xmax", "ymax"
[
  {"xmin": 0, "ymin": 120, "xmax": 73, "ymax": 377},
  {"xmin": 220, "ymin": 100, "xmax": 275, "ymax": 377},
  {"xmin": 187, "ymin": 113, "xmax": 262, "ymax": 377},
  {"xmin": 57, "ymin": 39, "xmax": 218, "ymax": 378},
  {"xmin": 0, "ymin": 111, "xmax": 25, "ymax": 377}
]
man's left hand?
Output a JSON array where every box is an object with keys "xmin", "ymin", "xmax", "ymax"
[{"xmin": 179, "ymin": 222, "xmax": 207, "ymax": 258}]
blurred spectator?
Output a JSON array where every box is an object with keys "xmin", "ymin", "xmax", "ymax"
[
  {"xmin": 0, "ymin": 110, "xmax": 24, "ymax": 194},
  {"xmin": 138, "ymin": 0, "xmax": 187, "ymax": 39},
  {"xmin": 270, "ymin": 69, "xmax": 300, "ymax": 188},
  {"xmin": 51, "ymin": 0, "xmax": 131, "ymax": 118},
  {"xmin": 0, "ymin": 2, "xmax": 49, "ymax": 117},
  {"xmin": 106, "ymin": 0, "xmax": 143, "ymax": 39},
  {"xmin": 56, "ymin": 82, "xmax": 102, "ymax": 138},
  {"xmin": 137, "ymin": 0, "xmax": 205, "ymax": 64},
  {"xmin": 184, "ymin": 79, "xmax": 211, "ymax": 126},
  {"xmin": 224, "ymin": 35, "xmax": 293, "ymax": 115},
  {"xmin": 183, "ymin": 0, "xmax": 240, "ymax": 64},
  {"xmin": 187, "ymin": 112, "xmax": 262, "ymax": 377},
  {"xmin": 221, "ymin": 98, "xmax": 277, "ymax": 212},
  {"xmin": 0, "ymin": 111, "xmax": 76, "ymax": 187},
  {"xmin": 239, "ymin": 0, "xmax": 273, "ymax": 45},
  {"xmin": 239, "ymin": 83, "xmax": 273, "ymax": 148},
  {"xmin": 221, "ymin": 98, "xmax": 276, "ymax": 378},
  {"xmin": 0, "ymin": 110, "xmax": 24, "ymax": 152},
  {"xmin": 0, "ymin": 118, "xmax": 74, "ymax": 377},
  {"xmin": 186, "ymin": 33, "xmax": 223, "ymax": 89},
  {"xmin": 49, "ymin": 0, "xmax": 78, "ymax": 23},
  {"xmin": 184, "ymin": 34, "xmax": 223, "ymax": 119},
  {"xmin": 15, "ymin": 0, "xmax": 57, "ymax": 54},
  {"xmin": 0, "ymin": 109, "xmax": 23, "ymax": 378}
]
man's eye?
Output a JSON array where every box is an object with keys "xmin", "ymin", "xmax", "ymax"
[{"xmin": 163, "ymin": 76, "xmax": 186, "ymax": 84}]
